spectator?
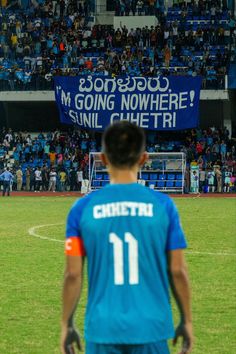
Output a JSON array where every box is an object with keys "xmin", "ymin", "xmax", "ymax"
[
  {"xmin": 0, "ymin": 167, "xmax": 13, "ymax": 196},
  {"xmin": 136, "ymin": 0, "xmax": 144, "ymax": 15},
  {"xmin": 191, "ymin": 170, "xmax": 199, "ymax": 193},
  {"xmin": 48, "ymin": 168, "xmax": 57, "ymax": 192},
  {"xmin": 16, "ymin": 167, "xmax": 23, "ymax": 191},
  {"xmin": 30, "ymin": 168, "xmax": 35, "ymax": 191},
  {"xmin": 25, "ymin": 168, "xmax": 31, "ymax": 191},
  {"xmin": 49, "ymin": 150, "xmax": 57, "ymax": 165},
  {"xmin": 223, "ymin": 171, "xmax": 231, "ymax": 192},
  {"xmin": 199, "ymin": 168, "xmax": 206, "ymax": 192},
  {"xmin": 34, "ymin": 167, "xmax": 42, "ymax": 192},
  {"xmin": 215, "ymin": 166, "xmax": 222, "ymax": 193},
  {"xmin": 59, "ymin": 169, "xmax": 67, "ymax": 192},
  {"xmin": 69, "ymin": 167, "xmax": 77, "ymax": 191},
  {"xmin": 220, "ymin": 140, "xmax": 227, "ymax": 161},
  {"xmin": 207, "ymin": 169, "xmax": 215, "ymax": 192},
  {"xmin": 77, "ymin": 168, "xmax": 83, "ymax": 192},
  {"xmin": 42, "ymin": 165, "xmax": 49, "ymax": 191},
  {"xmin": 163, "ymin": 44, "xmax": 171, "ymax": 68}
]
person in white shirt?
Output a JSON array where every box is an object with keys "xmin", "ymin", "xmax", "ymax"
[
  {"xmin": 5, "ymin": 132, "xmax": 13, "ymax": 144},
  {"xmin": 34, "ymin": 167, "xmax": 42, "ymax": 192},
  {"xmin": 48, "ymin": 168, "xmax": 57, "ymax": 192},
  {"xmin": 76, "ymin": 169, "xmax": 83, "ymax": 192}
]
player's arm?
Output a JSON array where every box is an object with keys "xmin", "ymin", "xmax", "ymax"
[
  {"xmin": 168, "ymin": 249, "xmax": 193, "ymax": 354},
  {"xmin": 61, "ymin": 198, "xmax": 89, "ymax": 353},
  {"xmin": 61, "ymin": 254, "xmax": 84, "ymax": 354}
]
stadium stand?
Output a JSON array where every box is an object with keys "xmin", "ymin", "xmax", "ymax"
[
  {"xmin": 0, "ymin": 0, "xmax": 235, "ymax": 90},
  {"xmin": 0, "ymin": 126, "xmax": 235, "ymax": 192}
]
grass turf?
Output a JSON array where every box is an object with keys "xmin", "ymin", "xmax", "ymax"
[{"xmin": 0, "ymin": 196, "xmax": 235, "ymax": 354}]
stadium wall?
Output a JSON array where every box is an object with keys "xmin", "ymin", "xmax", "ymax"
[
  {"xmin": 0, "ymin": 102, "xmax": 7, "ymax": 127},
  {"xmin": 2, "ymin": 102, "xmax": 62, "ymax": 131},
  {"xmin": 229, "ymin": 90, "xmax": 236, "ymax": 137}
]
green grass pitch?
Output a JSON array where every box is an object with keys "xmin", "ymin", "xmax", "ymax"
[{"xmin": 0, "ymin": 196, "xmax": 235, "ymax": 354}]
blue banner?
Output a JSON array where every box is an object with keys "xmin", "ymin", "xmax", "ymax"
[{"xmin": 54, "ymin": 76, "xmax": 201, "ymax": 131}]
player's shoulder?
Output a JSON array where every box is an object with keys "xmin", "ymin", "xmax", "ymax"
[{"xmin": 69, "ymin": 190, "xmax": 101, "ymax": 213}]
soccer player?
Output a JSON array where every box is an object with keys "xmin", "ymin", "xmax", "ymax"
[{"xmin": 61, "ymin": 121, "xmax": 193, "ymax": 354}]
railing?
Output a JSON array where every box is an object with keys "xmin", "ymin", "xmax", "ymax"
[{"xmin": 0, "ymin": 72, "xmax": 227, "ymax": 92}]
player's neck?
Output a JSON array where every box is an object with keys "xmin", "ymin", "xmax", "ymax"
[{"xmin": 108, "ymin": 167, "xmax": 138, "ymax": 184}]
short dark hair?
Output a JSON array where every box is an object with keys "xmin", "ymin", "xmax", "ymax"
[{"xmin": 102, "ymin": 121, "xmax": 146, "ymax": 168}]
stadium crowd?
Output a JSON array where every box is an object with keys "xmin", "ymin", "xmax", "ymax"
[
  {"xmin": 0, "ymin": 126, "xmax": 235, "ymax": 193},
  {"xmin": 0, "ymin": 0, "xmax": 235, "ymax": 90}
]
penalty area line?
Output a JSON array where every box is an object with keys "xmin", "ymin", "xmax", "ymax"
[{"xmin": 28, "ymin": 223, "xmax": 64, "ymax": 243}]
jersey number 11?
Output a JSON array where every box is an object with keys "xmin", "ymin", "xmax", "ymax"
[{"xmin": 109, "ymin": 232, "xmax": 139, "ymax": 285}]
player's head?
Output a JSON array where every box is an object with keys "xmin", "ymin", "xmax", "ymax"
[{"xmin": 101, "ymin": 121, "xmax": 147, "ymax": 169}]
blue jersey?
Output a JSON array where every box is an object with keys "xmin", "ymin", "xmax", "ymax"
[{"xmin": 65, "ymin": 183, "xmax": 187, "ymax": 344}]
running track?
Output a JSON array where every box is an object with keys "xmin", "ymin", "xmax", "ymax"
[{"xmin": 8, "ymin": 192, "xmax": 236, "ymax": 198}]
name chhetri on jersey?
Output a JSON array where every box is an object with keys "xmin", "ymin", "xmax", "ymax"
[{"xmin": 93, "ymin": 202, "xmax": 154, "ymax": 219}]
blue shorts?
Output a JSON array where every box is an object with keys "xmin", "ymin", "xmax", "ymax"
[{"xmin": 86, "ymin": 341, "xmax": 170, "ymax": 354}]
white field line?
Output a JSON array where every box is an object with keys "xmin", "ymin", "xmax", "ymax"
[
  {"xmin": 28, "ymin": 223, "xmax": 64, "ymax": 243},
  {"xmin": 28, "ymin": 224, "xmax": 236, "ymax": 256},
  {"xmin": 185, "ymin": 250, "xmax": 236, "ymax": 257}
]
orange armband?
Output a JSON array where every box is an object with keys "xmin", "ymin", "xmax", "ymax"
[{"xmin": 65, "ymin": 237, "xmax": 86, "ymax": 256}]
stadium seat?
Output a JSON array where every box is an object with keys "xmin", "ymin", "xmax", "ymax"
[
  {"xmin": 96, "ymin": 173, "xmax": 103, "ymax": 180},
  {"xmin": 141, "ymin": 173, "xmax": 149, "ymax": 180},
  {"xmin": 167, "ymin": 174, "xmax": 175, "ymax": 180},
  {"xmin": 158, "ymin": 174, "xmax": 166, "ymax": 180},
  {"xmin": 175, "ymin": 181, "xmax": 182, "ymax": 188},
  {"xmin": 176, "ymin": 174, "xmax": 183, "ymax": 180},
  {"xmin": 92, "ymin": 180, "xmax": 101, "ymax": 187},
  {"xmin": 157, "ymin": 181, "xmax": 165, "ymax": 188},
  {"xmin": 101, "ymin": 181, "xmax": 109, "ymax": 186},
  {"xmin": 166, "ymin": 181, "xmax": 174, "ymax": 188},
  {"xmin": 150, "ymin": 173, "xmax": 158, "ymax": 180}
]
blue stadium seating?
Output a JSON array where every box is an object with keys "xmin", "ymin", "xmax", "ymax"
[
  {"xmin": 167, "ymin": 174, "xmax": 175, "ymax": 180},
  {"xmin": 176, "ymin": 174, "xmax": 183, "ymax": 180},
  {"xmin": 101, "ymin": 181, "xmax": 109, "ymax": 186},
  {"xmin": 92, "ymin": 180, "xmax": 101, "ymax": 187},
  {"xmin": 150, "ymin": 173, "xmax": 158, "ymax": 180},
  {"xmin": 158, "ymin": 174, "xmax": 166, "ymax": 180},
  {"xmin": 166, "ymin": 181, "xmax": 174, "ymax": 188},
  {"xmin": 142, "ymin": 173, "xmax": 149, "ymax": 180},
  {"xmin": 157, "ymin": 181, "xmax": 165, "ymax": 188},
  {"xmin": 96, "ymin": 173, "xmax": 103, "ymax": 180}
]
